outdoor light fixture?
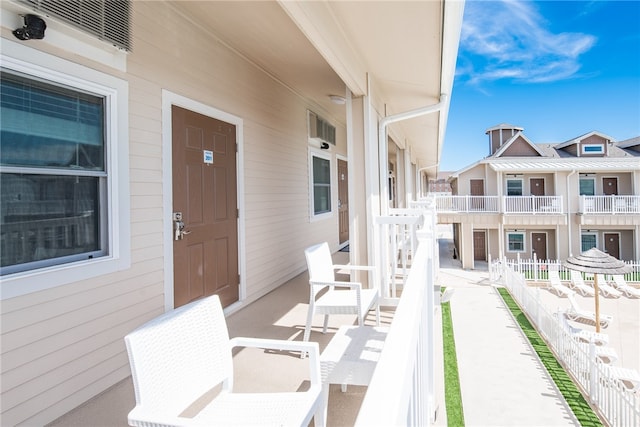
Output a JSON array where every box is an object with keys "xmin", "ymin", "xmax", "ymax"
[
  {"xmin": 329, "ymin": 95, "xmax": 346, "ymax": 105},
  {"xmin": 320, "ymin": 142, "xmax": 330, "ymax": 150},
  {"xmin": 13, "ymin": 14, "xmax": 46, "ymax": 40}
]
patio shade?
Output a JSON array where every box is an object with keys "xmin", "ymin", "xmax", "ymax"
[{"xmin": 564, "ymin": 248, "xmax": 633, "ymax": 332}]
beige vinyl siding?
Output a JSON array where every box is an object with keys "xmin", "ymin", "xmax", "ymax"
[{"xmin": 1, "ymin": 1, "xmax": 344, "ymax": 424}]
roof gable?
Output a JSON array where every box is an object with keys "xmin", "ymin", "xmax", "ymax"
[
  {"xmin": 493, "ymin": 132, "xmax": 544, "ymax": 157},
  {"xmin": 555, "ymin": 131, "xmax": 614, "ymax": 149}
]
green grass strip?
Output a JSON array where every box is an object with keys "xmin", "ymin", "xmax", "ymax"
[
  {"xmin": 497, "ymin": 287, "xmax": 603, "ymax": 427},
  {"xmin": 441, "ymin": 288, "xmax": 465, "ymax": 427}
]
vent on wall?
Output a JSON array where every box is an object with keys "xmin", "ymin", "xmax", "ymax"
[
  {"xmin": 15, "ymin": 0, "xmax": 132, "ymax": 51},
  {"xmin": 308, "ymin": 111, "xmax": 336, "ymax": 145}
]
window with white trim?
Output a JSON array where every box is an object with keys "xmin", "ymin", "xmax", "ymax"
[
  {"xmin": 581, "ymin": 233, "xmax": 597, "ymax": 252},
  {"xmin": 507, "ymin": 232, "xmax": 525, "ymax": 252},
  {"xmin": 506, "ymin": 179, "xmax": 523, "ymax": 196},
  {"xmin": 581, "ymin": 144, "xmax": 604, "ymax": 154},
  {"xmin": 579, "ymin": 177, "xmax": 595, "ymax": 196},
  {"xmin": 0, "ymin": 48, "xmax": 129, "ymax": 298},
  {"xmin": 309, "ymin": 150, "xmax": 332, "ymax": 219}
]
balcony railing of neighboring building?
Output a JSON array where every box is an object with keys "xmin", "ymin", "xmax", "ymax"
[
  {"xmin": 503, "ymin": 195, "xmax": 562, "ymax": 214},
  {"xmin": 579, "ymin": 195, "xmax": 640, "ymax": 215},
  {"xmin": 429, "ymin": 194, "xmax": 563, "ymax": 214}
]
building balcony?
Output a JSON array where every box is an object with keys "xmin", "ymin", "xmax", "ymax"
[
  {"xmin": 578, "ymin": 195, "xmax": 640, "ymax": 226},
  {"xmin": 579, "ymin": 195, "xmax": 640, "ymax": 215},
  {"xmin": 48, "ymin": 210, "xmax": 442, "ymax": 427},
  {"xmin": 432, "ymin": 195, "xmax": 563, "ymax": 215}
]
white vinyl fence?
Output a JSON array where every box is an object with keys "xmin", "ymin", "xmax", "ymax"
[
  {"xmin": 493, "ymin": 261, "xmax": 640, "ymax": 426},
  {"xmin": 499, "ymin": 255, "xmax": 640, "ymax": 283}
]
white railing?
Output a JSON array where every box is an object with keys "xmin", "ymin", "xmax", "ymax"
[
  {"xmin": 375, "ymin": 207, "xmax": 437, "ymax": 302},
  {"xmin": 503, "ymin": 256, "xmax": 640, "ymax": 283},
  {"xmin": 498, "ymin": 261, "xmax": 640, "ymax": 426},
  {"xmin": 580, "ymin": 195, "xmax": 640, "ymax": 215},
  {"xmin": 356, "ymin": 229, "xmax": 437, "ymax": 426},
  {"xmin": 503, "ymin": 195, "xmax": 562, "ymax": 214},
  {"xmin": 431, "ymin": 195, "xmax": 500, "ymax": 212},
  {"xmin": 430, "ymin": 194, "xmax": 562, "ymax": 214}
]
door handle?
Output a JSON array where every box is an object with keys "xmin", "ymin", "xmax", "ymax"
[{"xmin": 173, "ymin": 212, "xmax": 191, "ymax": 240}]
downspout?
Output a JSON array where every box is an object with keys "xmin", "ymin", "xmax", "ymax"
[
  {"xmin": 378, "ymin": 94, "xmax": 448, "ymax": 216},
  {"xmin": 567, "ymin": 170, "xmax": 576, "ymax": 257}
]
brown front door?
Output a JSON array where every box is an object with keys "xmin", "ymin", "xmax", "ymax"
[
  {"xmin": 531, "ymin": 232, "xmax": 547, "ymax": 260},
  {"xmin": 473, "ymin": 231, "xmax": 486, "ymax": 261},
  {"xmin": 604, "ymin": 233, "xmax": 620, "ymax": 259},
  {"xmin": 172, "ymin": 106, "xmax": 239, "ymax": 308},
  {"xmin": 338, "ymin": 159, "xmax": 349, "ymax": 244},
  {"xmin": 603, "ymin": 178, "xmax": 618, "ymax": 195},
  {"xmin": 530, "ymin": 178, "xmax": 545, "ymax": 196},
  {"xmin": 470, "ymin": 179, "xmax": 484, "ymax": 210}
]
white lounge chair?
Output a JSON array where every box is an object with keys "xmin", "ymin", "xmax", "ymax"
[
  {"xmin": 595, "ymin": 274, "xmax": 622, "ymax": 298},
  {"xmin": 605, "ymin": 366, "xmax": 640, "ymax": 392},
  {"xmin": 557, "ymin": 312, "xmax": 609, "ymax": 346},
  {"xmin": 565, "ymin": 292, "xmax": 613, "ymax": 328},
  {"xmin": 547, "ymin": 270, "xmax": 572, "ymax": 297},
  {"xmin": 578, "ymin": 343, "xmax": 618, "ymax": 364},
  {"xmin": 569, "ymin": 269, "xmax": 596, "ymax": 297},
  {"xmin": 610, "ymin": 274, "xmax": 640, "ymax": 298},
  {"xmin": 303, "ymin": 242, "xmax": 380, "ymax": 344},
  {"xmin": 125, "ymin": 295, "xmax": 323, "ymax": 427}
]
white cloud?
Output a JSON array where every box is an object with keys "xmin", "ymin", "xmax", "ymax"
[{"xmin": 460, "ymin": 0, "xmax": 596, "ymax": 85}]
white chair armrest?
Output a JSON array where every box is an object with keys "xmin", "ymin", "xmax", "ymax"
[
  {"xmin": 230, "ymin": 337, "xmax": 321, "ymax": 386},
  {"xmin": 333, "ymin": 264, "xmax": 375, "ymax": 272},
  {"xmin": 310, "ymin": 280, "xmax": 363, "ymax": 290}
]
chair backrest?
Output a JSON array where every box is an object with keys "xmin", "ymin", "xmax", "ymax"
[
  {"xmin": 125, "ymin": 295, "xmax": 233, "ymax": 415},
  {"xmin": 549, "ymin": 270, "xmax": 561, "ymax": 282},
  {"xmin": 305, "ymin": 242, "xmax": 336, "ymax": 284},
  {"xmin": 570, "ymin": 269, "xmax": 584, "ymax": 284}
]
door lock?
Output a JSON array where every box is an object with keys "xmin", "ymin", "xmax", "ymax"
[{"xmin": 173, "ymin": 212, "xmax": 191, "ymax": 240}]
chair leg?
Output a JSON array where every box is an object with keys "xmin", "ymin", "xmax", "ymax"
[
  {"xmin": 375, "ymin": 305, "xmax": 380, "ymax": 326},
  {"xmin": 322, "ymin": 314, "xmax": 329, "ymax": 334}
]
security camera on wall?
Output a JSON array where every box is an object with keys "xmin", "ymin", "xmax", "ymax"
[{"xmin": 13, "ymin": 14, "xmax": 46, "ymax": 41}]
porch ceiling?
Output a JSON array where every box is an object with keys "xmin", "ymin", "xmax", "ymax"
[{"xmin": 170, "ymin": 0, "xmax": 451, "ymax": 176}]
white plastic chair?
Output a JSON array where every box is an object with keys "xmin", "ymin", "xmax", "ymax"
[
  {"xmin": 565, "ymin": 292, "xmax": 613, "ymax": 328},
  {"xmin": 610, "ymin": 274, "xmax": 640, "ymax": 298},
  {"xmin": 569, "ymin": 269, "xmax": 595, "ymax": 297},
  {"xmin": 125, "ymin": 295, "xmax": 323, "ymax": 427},
  {"xmin": 547, "ymin": 270, "xmax": 572, "ymax": 297},
  {"xmin": 303, "ymin": 242, "xmax": 380, "ymax": 344},
  {"xmin": 595, "ymin": 274, "xmax": 622, "ymax": 298},
  {"xmin": 605, "ymin": 366, "xmax": 640, "ymax": 392},
  {"xmin": 557, "ymin": 312, "xmax": 609, "ymax": 346}
]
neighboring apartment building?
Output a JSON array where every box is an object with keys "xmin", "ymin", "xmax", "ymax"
[
  {"xmin": 0, "ymin": 1, "xmax": 464, "ymax": 425},
  {"xmin": 440, "ymin": 123, "xmax": 640, "ymax": 269}
]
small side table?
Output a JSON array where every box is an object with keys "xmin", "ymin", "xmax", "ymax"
[{"xmin": 316, "ymin": 325, "xmax": 389, "ymax": 427}]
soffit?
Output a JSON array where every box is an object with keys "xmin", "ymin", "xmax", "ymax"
[{"xmin": 171, "ymin": 1, "xmax": 447, "ymax": 173}]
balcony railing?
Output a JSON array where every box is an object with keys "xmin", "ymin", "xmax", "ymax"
[
  {"xmin": 357, "ymin": 227, "xmax": 437, "ymax": 426},
  {"xmin": 430, "ymin": 194, "xmax": 563, "ymax": 214},
  {"xmin": 579, "ymin": 195, "xmax": 640, "ymax": 214},
  {"xmin": 354, "ymin": 203, "xmax": 438, "ymax": 425}
]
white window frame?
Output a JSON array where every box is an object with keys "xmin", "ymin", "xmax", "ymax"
[
  {"xmin": 581, "ymin": 144, "xmax": 604, "ymax": 155},
  {"xmin": 581, "ymin": 232, "xmax": 598, "ymax": 252},
  {"xmin": 506, "ymin": 178, "xmax": 523, "ymax": 196},
  {"xmin": 579, "ymin": 177, "xmax": 596, "ymax": 196},
  {"xmin": 308, "ymin": 148, "xmax": 333, "ymax": 221},
  {"xmin": 1, "ymin": 40, "xmax": 130, "ymax": 299},
  {"xmin": 506, "ymin": 232, "xmax": 526, "ymax": 253}
]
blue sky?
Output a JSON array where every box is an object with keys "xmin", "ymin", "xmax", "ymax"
[{"xmin": 441, "ymin": 0, "xmax": 640, "ymax": 172}]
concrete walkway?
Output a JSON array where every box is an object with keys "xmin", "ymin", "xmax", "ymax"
[{"xmin": 436, "ymin": 234, "xmax": 581, "ymax": 426}]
